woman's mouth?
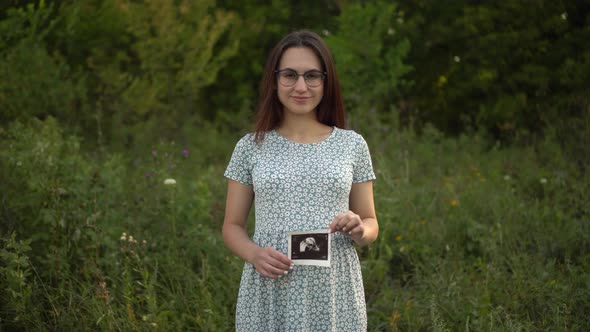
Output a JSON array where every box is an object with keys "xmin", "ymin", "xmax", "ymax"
[{"xmin": 292, "ymin": 96, "xmax": 309, "ymax": 102}]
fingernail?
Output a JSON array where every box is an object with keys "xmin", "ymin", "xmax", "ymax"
[
  {"xmin": 348, "ymin": 231, "xmax": 352, "ymax": 235},
  {"xmin": 283, "ymin": 271, "xmax": 289, "ymax": 275},
  {"xmin": 289, "ymin": 266, "xmax": 294, "ymax": 270}
]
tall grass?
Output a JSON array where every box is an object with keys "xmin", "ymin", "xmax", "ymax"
[{"xmin": 1, "ymin": 117, "xmax": 589, "ymax": 331}]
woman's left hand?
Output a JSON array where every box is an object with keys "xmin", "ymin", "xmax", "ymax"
[{"xmin": 328, "ymin": 210, "xmax": 365, "ymax": 242}]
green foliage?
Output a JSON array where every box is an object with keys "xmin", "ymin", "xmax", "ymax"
[
  {"xmin": 0, "ymin": 1, "xmax": 87, "ymax": 127},
  {"xmin": 0, "ymin": 233, "xmax": 44, "ymax": 330},
  {"xmin": 327, "ymin": 0, "xmax": 412, "ymax": 128},
  {"xmin": 1, "ymin": 0, "xmax": 240, "ymax": 149},
  {"xmin": 395, "ymin": 0, "xmax": 590, "ymax": 139},
  {"xmin": 0, "ymin": 117, "xmax": 243, "ymax": 330},
  {"xmin": 363, "ymin": 124, "xmax": 590, "ymax": 331}
]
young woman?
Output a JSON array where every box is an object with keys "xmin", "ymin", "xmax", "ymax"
[{"xmin": 222, "ymin": 30, "xmax": 378, "ymax": 331}]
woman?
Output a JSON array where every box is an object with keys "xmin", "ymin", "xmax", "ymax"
[{"xmin": 222, "ymin": 30, "xmax": 378, "ymax": 331}]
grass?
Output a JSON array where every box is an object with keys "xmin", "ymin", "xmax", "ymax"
[{"xmin": 1, "ymin": 117, "xmax": 589, "ymax": 331}]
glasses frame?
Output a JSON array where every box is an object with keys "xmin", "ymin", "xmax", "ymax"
[{"xmin": 274, "ymin": 69, "xmax": 327, "ymax": 88}]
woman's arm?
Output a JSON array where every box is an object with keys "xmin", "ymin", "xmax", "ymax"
[
  {"xmin": 222, "ymin": 179, "xmax": 292, "ymax": 278},
  {"xmin": 328, "ymin": 181, "xmax": 378, "ymax": 246}
]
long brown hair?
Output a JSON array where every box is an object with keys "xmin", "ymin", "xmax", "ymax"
[{"xmin": 254, "ymin": 30, "xmax": 345, "ymax": 142}]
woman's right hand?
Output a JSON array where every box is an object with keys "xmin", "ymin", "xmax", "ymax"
[{"xmin": 252, "ymin": 246, "xmax": 293, "ymax": 279}]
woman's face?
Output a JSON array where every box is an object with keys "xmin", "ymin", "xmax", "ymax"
[{"xmin": 276, "ymin": 47, "xmax": 324, "ymax": 118}]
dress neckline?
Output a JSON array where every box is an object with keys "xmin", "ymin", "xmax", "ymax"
[{"xmin": 272, "ymin": 126, "xmax": 337, "ymax": 146}]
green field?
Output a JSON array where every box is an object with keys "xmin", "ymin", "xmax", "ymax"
[{"xmin": 2, "ymin": 118, "xmax": 588, "ymax": 331}]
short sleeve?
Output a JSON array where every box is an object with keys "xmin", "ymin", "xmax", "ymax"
[
  {"xmin": 352, "ymin": 134, "xmax": 376, "ymax": 183},
  {"xmin": 224, "ymin": 134, "xmax": 255, "ymax": 185}
]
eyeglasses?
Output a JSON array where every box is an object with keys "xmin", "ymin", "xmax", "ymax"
[{"xmin": 274, "ymin": 69, "xmax": 326, "ymax": 87}]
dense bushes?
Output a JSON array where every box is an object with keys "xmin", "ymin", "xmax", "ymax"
[
  {"xmin": 0, "ymin": 118, "xmax": 241, "ymax": 330},
  {"xmin": 394, "ymin": 1, "xmax": 590, "ymax": 139}
]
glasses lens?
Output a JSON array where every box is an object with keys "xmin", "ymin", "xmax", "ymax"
[
  {"xmin": 278, "ymin": 70, "xmax": 298, "ymax": 86},
  {"xmin": 304, "ymin": 71, "xmax": 324, "ymax": 87}
]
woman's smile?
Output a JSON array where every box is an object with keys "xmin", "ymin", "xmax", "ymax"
[{"xmin": 291, "ymin": 96, "xmax": 310, "ymax": 102}]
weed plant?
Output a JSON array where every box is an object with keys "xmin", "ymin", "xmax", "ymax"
[{"xmin": 1, "ymin": 117, "xmax": 589, "ymax": 331}]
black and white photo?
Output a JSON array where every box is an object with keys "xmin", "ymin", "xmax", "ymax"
[{"xmin": 288, "ymin": 230, "xmax": 331, "ymax": 266}]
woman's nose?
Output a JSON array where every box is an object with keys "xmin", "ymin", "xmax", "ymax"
[{"xmin": 293, "ymin": 76, "xmax": 308, "ymax": 91}]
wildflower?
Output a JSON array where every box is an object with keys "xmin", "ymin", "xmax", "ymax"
[
  {"xmin": 142, "ymin": 240, "xmax": 147, "ymax": 245},
  {"xmin": 561, "ymin": 12, "xmax": 567, "ymax": 20},
  {"xmin": 453, "ymin": 56, "xmax": 461, "ymax": 63},
  {"xmin": 128, "ymin": 235, "xmax": 134, "ymax": 243},
  {"xmin": 164, "ymin": 178, "xmax": 176, "ymax": 185},
  {"xmin": 182, "ymin": 149, "xmax": 189, "ymax": 157},
  {"xmin": 387, "ymin": 27, "xmax": 395, "ymax": 35},
  {"xmin": 145, "ymin": 172, "xmax": 152, "ymax": 179},
  {"xmin": 120, "ymin": 234, "xmax": 126, "ymax": 241},
  {"xmin": 322, "ymin": 29, "xmax": 330, "ymax": 36},
  {"xmin": 395, "ymin": 234, "xmax": 402, "ymax": 241},
  {"xmin": 151, "ymin": 149, "xmax": 157, "ymax": 156},
  {"xmin": 540, "ymin": 178, "xmax": 547, "ymax": 184},
  {"xmin": 451, "ymin": 199, "xmax": 459, "ymax": 207},
  {"xmin": 504, "ymin": 175, "xmax": 511, "ymax": 181}
]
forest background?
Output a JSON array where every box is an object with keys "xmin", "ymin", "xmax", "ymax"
[{"xmin": 1, "ymin": 0, "xmax": 589, "ymax": 331}]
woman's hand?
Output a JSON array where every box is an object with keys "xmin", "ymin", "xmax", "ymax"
[
  {"xmin": 328, "ymin": 210, "xmax": 366, "ymax": 243},
  {"xmin": 251, "ymin": 246, "xmax": 293, "ymax": 279}
]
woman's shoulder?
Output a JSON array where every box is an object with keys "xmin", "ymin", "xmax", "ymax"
[
  {"xmin": 236, "ymin": 132, "xmax": 256, "ymax": 144},
  {"xmin": 335, "ymin": 127, "xmax": 367, "ymax": 143},
  {"xmin": 232, "ymin": 132, "xmax": 257, "ymax": 151}
]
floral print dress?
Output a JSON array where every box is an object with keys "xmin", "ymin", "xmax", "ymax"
[{"xmin": 224, "ymin": 127, "xmax": 376, "ymax": 331}]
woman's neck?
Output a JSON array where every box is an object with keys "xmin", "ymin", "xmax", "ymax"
[{"xmin": 276, "ymin": 113, "xmax": 333, "ymax": 144}]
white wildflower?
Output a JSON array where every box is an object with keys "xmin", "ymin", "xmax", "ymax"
[
  {"xmin": 453, "ymin": 56, "xmax": 461, "ymax": 63},
  {"xmin": 504, "ymin": 175, "xmax": 511, "ymax": 181},
  {"xmin": 164, "ymin": 178, "xmax": 176, "ymax": 185},
  {"xmin": 322, "ymin": 29, "xmax": 330, "ymax": 36},
  {"xmin": 387, "ymin": 27, "xmax": 395, "ymax": 35},
  {"xmin": 561, "ymin": 12, "xmax": 567, "ymax": 20},
  {"xmin": 540, "ymin": 178, "xmax": 547, "ymax": 184}
]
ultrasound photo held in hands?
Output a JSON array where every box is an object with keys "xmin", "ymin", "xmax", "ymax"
[{"xmin": 288, "ymin": 230, "xmax": 331, "ymax": 266}]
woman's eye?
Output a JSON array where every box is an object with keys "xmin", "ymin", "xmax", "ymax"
[
  {"xmin": 306, "ymin": 72, "xmax": 322, "ymax": 80},
  {"xmin": 283, "ymin": 72, "xmax": 297, "ymax": 79}
]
